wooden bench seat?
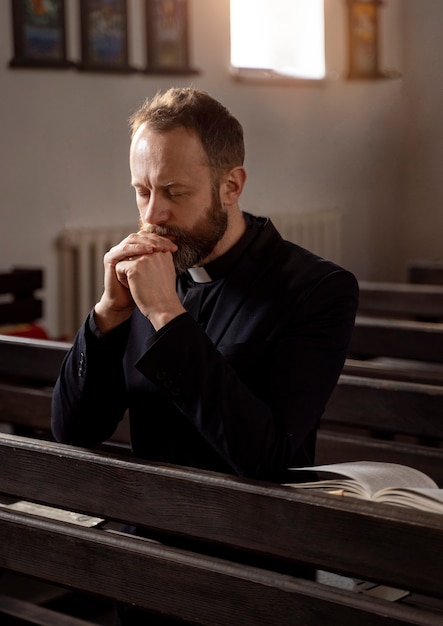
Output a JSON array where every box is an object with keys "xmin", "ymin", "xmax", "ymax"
[{"xmin": 0, "ymin": 433, "xmax": 443, "ymax": 625}]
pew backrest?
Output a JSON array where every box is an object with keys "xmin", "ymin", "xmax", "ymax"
[
  {"xmin": 0, "ymin": 334, "xmax": 69, "ymax": 383},
  {"xmin": 0, "ymin": 433, "xmax": 443, "ymax": 625},
  {"xmin": 358, "ymin": 280, "xmax": 443, "ymax": 320},
  {"xmin": 325, "ymin": 374, "xmax": 443, "ymax": 441},
  {"xmin": 0, "ymin": 268, "xmax": 43, "ymax": 326},
  {"xmin": 350, "ymin": 316, "xmax": 443, "ymax": 364}
]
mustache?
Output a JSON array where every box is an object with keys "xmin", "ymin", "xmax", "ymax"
[{"xmin": 138, "ymin": 221, "xmax": 182, "ymax": 239}]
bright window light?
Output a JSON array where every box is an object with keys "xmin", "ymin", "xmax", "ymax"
[{"xmin": 230, "ymin": 0, "xmax": 325, "ymax": 80}]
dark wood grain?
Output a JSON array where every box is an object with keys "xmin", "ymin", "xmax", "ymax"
[
  {"xmin": 325, "ymin": 375, "xmax": 443, "ymax": 439},
  {"xmin": 343, "ymin": 358, "xmax": 443, "ymax": 386},
  {"xmin": 0, "ymin": 268, "xmax": 44, "ymax": 325},
  {"xmin": 409, "ymin": 261, "xmax": 443, "ymax": 286},
  {"xmin": 0, "ymin": 594, "xmax": 96, "ymax": 625},
  {"xmin": 1, "ymin": 506, "xmax": 439, "ymax": 626},
  {"xmin": 0, "ymin": 433, "xmax": 442, "ymax": 602},
  {"xmin": 358, "ymin": 281, "xmax": 443, "ymax": 320},
  {"xmin": 0, "ymin": 335, "xmax": 70, "ymax": 382},
  {"xmin": 350, "ymin": 316, "xmax": 443, "ymax": 363},
  {"xmin": 0, "ymin": 268, "xmax": 43, "ymax": 294}
]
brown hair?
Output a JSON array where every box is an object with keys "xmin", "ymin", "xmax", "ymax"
[{"xmin": 129, "ymin": 87, "xmax": 245, "ymax": 174}]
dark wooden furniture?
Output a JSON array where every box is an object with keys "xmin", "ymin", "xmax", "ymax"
[
  {"xmin": 0, "ymin": 433, "xmax": 442, "ymax": 625},
  {"xmin": 0, "ymin": 334, "xmax": 70, "ymax": 439},
  {"xmin": 0, "ymin": 268, "xmax": 44, "ymax": 326},
  {"xmin": 350, "ymin": 316, "xmax": 443, "ymax": 363},
  {"xmin": 1, "ymin": 334, "xmax": 443, "ymax": 484},
  {"xmin": 408, "ymin": 261, "xmax": 443, "ymax": 286},
  {"xmin": 358, "ymin": 280, "xmax": 443, "ymax": 320},
  {"xmin": 349, "ymin": 280, "xmax": 443, "ymax": 382}
]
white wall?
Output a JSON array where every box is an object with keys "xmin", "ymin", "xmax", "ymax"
[
  {"xmin": 0, "ymin": 0, "xmax": 411, "ymax": 337},
  {"xmin": 400, "ymin": 0, "xmax": 443, "ymax": 270}
]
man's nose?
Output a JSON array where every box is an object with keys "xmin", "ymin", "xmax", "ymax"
[{"xmin": 142, "ymin": 193, "xmax": 170, "ymax": 225}]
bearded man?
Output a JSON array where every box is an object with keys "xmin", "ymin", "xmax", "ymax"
[
  {"xmin": 53, "ymin": 85, "xmax": 358, "ymax": 478},
  {"xmin": 52, "ymin": 86, "xmax": 358, "ymax": 624}
]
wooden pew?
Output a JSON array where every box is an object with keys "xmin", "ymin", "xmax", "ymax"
[
  {"xmin": 358, "ymin": 280, "xmax": 443, "ymax": 321},
  {"xmin": 408, "ymin": 260, "xmax": 443, "ymax": 286},
  {"xmin": 343, "ymin": 357, "xmax": 443, "ymax": 386},
  {"xmin": 318, "ymin": 374, "xmax": 443, "ymax": 484},
  {"xmin": 316, "ymin": 430, "xmax": 443, "ymax": 485},
  {"xmin": 0, "ymin": 333, "xmax": 68, "ymax": 383},
  {"xmin": 350, "ymin": 316, "xmax": 443, "ymax": 364},
  {"xmin": 0, "ymin": 433, "xmax": 443, "ymax": 625},
  {"xmin": 349, "ymin": 280, "xmax": 443, "ymax": 383},
  {"xmin": 1, "ymin": 334, "xmax": 443, "ymax": 484},
  {"xmin": 0, "ymin": 268, "xmax": 44, "ymax": 327},
  {"xmin": 326, "ymin": 282, "xmax": 443, "ymax": 477},
  {"xmin": 325, "ymin": 375, "xmax": 443, "ymax": 441},
  {"xmin": 0, "ymin": 334, "xmax": 70, "ymax": 438}
]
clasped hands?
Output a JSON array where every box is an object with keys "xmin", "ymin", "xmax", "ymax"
[{"xmin": 94, "ymin": 231, "xmax": 186, "ymax": 332}]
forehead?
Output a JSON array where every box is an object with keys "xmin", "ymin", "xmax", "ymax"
[{"xmin": 130, "ymin": 124, "xmax": 208, "ymax": 174}]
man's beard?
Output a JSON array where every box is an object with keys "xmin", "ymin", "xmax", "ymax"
[{"xmin": 139, "ymin": 191, "xmax": 228, "ymax": 275}]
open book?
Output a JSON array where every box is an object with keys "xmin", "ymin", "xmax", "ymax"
[{"xmin": 285, "ymin": 461, "xmax": 443, "ymax": 514}]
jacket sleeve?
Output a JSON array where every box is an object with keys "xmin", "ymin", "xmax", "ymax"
[
  {"xmin": 51, "ymin": 314, "xmax": 130, "ymax": 446},
  {"xmin": 135, "ymin": 269, "xmax": 359, "ymax": 480}
]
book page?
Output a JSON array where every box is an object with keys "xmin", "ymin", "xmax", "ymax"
[
  {"xmin": 374, "ymin": 488, "xmax": 443, "ymax": 514},
  {"xmin": 287, "ymin": 461, "xmax": 438, "ymax": 499}
]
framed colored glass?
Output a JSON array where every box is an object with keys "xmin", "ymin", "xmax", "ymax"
[
  {"xmin": 10, "ymin": 0, "xmax": 71, "ymax": 68},
  {"xmin": 145, "ymin": 0, "xmax": 193, "ymax": 73},
  {"xmin": 79, "ymin": 0, "xmax": 133, "ymax": 72}
]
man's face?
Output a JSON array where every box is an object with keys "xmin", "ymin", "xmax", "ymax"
[{"xmin": 130, "ymin": 125, "xmax": 227, "ymax": 274}]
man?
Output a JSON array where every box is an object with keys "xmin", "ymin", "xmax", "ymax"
[
  {"xmin": 53, "ymin": 85, "xmax": 358, "ymax": 477},
  {"xmin": 52, "ymin": 86, "xmax": 358, "ymax": 622}
]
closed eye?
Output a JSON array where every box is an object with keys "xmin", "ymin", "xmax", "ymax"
[
  {"xmin": 164, "ymin": 188, "xmax": 189, "ymax": 199},
  {"xmin": 134, "ymin": 187, "xmax": 150, "ymax": 198}
]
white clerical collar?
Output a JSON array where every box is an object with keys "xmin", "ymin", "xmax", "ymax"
[{"xmin": 187, "ymin": 267, "xmax": 212, "ymax": 283}]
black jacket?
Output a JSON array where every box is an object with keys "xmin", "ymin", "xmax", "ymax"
[{"xmin": 52, "ymin": 215, "xmax": 358, "ymax": 481}]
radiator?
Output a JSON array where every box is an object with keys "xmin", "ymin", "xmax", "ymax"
[
  {"xmin": 56, "ymin": 210, "xmax": 341, "ymax": 339},
  {"xmin": 271, "ymin": 209, "xmax": 341, "ymax": 263}
]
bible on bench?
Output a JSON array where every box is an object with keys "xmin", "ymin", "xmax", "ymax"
[{"xmin": 285, "ymin": 461, "xmax": 443, "ymax": 514}]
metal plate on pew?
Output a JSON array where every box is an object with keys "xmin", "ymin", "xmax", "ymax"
[{"xmin": 0, "ymin": 500, "xmax": 104, "ymax": 528}]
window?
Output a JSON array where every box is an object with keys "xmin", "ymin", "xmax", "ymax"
[{"xmin": 230, "ymin": 0, "xmax": 325, "ymax": 81}]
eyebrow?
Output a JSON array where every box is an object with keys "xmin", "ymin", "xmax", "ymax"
[
  {"xmin": 131, "ymin": 179, "xmax": 191, "ymax": 190},
  {"xmin": 162, "ymin": 181, "xmax": 188, "ymax": 188}
]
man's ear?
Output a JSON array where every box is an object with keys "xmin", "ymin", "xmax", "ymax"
[{"xmin": 220, "ymin": 167, "xmax": 247, "ymax": 206}]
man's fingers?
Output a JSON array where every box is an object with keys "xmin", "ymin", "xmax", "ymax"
[{"xmin": 107, "ymin": 232, "xmax": 177, "ymax": 267}]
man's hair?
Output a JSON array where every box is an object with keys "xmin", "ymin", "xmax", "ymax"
[{"xmin": 129, "ymin": 87, "xmax": 245, "ymax": 174}]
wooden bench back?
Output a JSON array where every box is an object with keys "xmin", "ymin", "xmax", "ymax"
[
  {"xmin": 408, "ymin": 261, "xmax": 443, "ymax": 286},
  {"xmin": 1, "ymin": 335, "xmax": 443, "ymax": 485},
  {"xmin": 0, "ymin": 433, "xmax": 443, "ymax": 625},
  {"xmin": 325, "ymin": 375, "xmax": 443, "ymax": 439},
  {"xmin": 358, "ymin": 280, "xmax": 443, "ymax": 320},
  {"xmin": 350, "ymin": 316, "xmax": 443, "ymax": 363},
  {"xmin": 0, "ymin": 268, "xmax": 44, "ymax": 326},
  {"xmin": 0, "ymin": 334, "xmax": 69, "ymax": 383}
]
